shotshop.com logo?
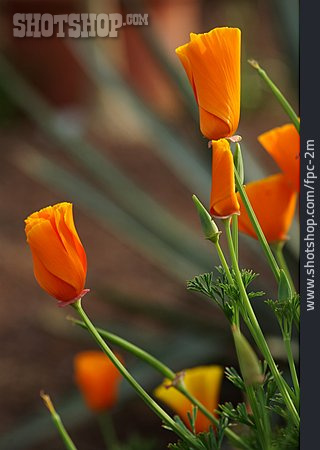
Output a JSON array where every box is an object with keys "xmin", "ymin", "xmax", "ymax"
[{"xmin": 13, "ymin": 13, "xmax": 149, "ymax": 38}]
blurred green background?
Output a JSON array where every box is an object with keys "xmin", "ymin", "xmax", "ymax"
[{"xmin": 0, "ymin": 0, "xmax": 298, "ymax": 449}]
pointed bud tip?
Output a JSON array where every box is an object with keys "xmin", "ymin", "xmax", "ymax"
[
  {"xmin": 192, "ymin": 195, "xmax": 220, "ymax": 243},
  {"xmin": 248, "ymin": 59, "xmax": 261, "ymax": 70},
  {"xmin": 40, "ymin": 391, "xmax": 56, "ymax": 415}
]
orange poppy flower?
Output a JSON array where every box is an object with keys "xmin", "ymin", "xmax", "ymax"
[
  {"xmin": 176, "ymin": 27, "xmax": 241, "ymax": 140},
  {"xmin": 237, "ymin": 174, "xmax": 297, "ymax": 242},
  {"xmin": 25, "ymin": 202, "xmax": 87, "ymax": 305},
  {"xmin": 154, "ymin": 366, "xmax": 223, "ymax": 433},
  {"xmin": 210, "ymin": 139, "xmax": 240, "ymax": 218},
  {"xmin": 258, "ymin": 124, "xmax": 300, "ymax": 192},
  {"xmin": 74, "ymin": 351, "xmax": 122, "ymax": 412}
]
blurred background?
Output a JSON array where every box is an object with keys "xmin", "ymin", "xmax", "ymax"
[{"xmin": 0, "ymin": 0, "xmax": 298, "ymax": 449}]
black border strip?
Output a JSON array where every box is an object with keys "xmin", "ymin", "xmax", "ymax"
[{"xmin": 300, "ymin": 1, "xmax": 320, "ymax": 447}]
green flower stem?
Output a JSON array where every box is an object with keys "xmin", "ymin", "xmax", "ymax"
[
  {"xmin": 70, "ymin": 317, "xmax": 176, "ymax": 380},
  {"xmin": 232, "ymin": 215, "xmax": 239, "ymax": 261},
  {"xmin": 215, "ymin": 240, "xmax": 240, "ymax": 327},
  {"xmin": 72, "ymin": 300, "xmax": 201, "ymax": 449},
  {"xmin": 231, "ymin": 215, "xmax": 240, "ymax": 327},
  {"xmin": 214, "ymin": 241, "xmax": 234, "ymax": 286},
  {"xmin": 248, "ymin": 60, "xmax": 300, "ymax": 133},
  {"xmin": 246, "ymin": 386, "xmax": 270, "ymax": 450},
  {"xmin": 283, "ymin": 336, "xmax": 300, "ymax": 405},
  {"xmin": 224, "ymin": 220, "xmax": 300, "ymax": 428},
  {"xmin": 97, "ymin": 412, "xmax": 120, "ymax": 450},
  {"xmin": 234, "ymin": 167, "xmax": 280, "ymax": 282},
  {"xmin": 272, "ymin": 241, "xmax": 296, "ymax": 294},
  {"xmin": 70, "ymin": 317, "xmax": 250, "ymax": 450},
  {"xmin": 256, "ymin": 386, "xmax": 271, "ymax": 450},
  {"xmin": 40, "ymin": 392, "xmax": 77, "ymax": 450}
]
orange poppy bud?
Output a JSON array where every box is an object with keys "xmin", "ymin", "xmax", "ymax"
[
  {"xmin": 237, "ymin": 174, "xmax": 297, "ymax": 243},
  {"xmin": 258, "ymin": 124, "xmax": 300, "ymax": 192},
  {"xmin": 25, "ymin": 202, "xmax": 87, "ymax": 305},
  {"xmin": 210, "ymin": 139, "xmax": 240, "ymax": 218},
  {"xmin": 154, "ymin": 366, "xmax": 223, "ymax": 433},
  {"xmin": 176, "ymin": 27, "xmax": 241, "ymax": 140},
  {"xmin": 74, "ymin": 351, "xmax": 123, "ymax": 412}
]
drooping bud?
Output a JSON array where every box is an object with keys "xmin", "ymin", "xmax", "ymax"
[
  {"xmin": 232, "ymin": 326, "xmax": 263, "ymax": 386},
  {"xmin": 278, "ymin": 268, "xmax": 292, "ymax": 302},
  {"xmin": 192, "ymin": 194, "xmax": 221, "ymax": 243}
]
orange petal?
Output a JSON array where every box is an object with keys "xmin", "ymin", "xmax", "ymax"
[
  {"xmin": 31, "ymin": 253, "xmax": 78, "ymax": 301},
  {"xmin": 176, "ymin": 43, "xmax": 198, "ymax": 101},
  {"xmin": 258, "ymin": 124, "xmax": 300, "ymax": 192},
  {"xmin": 176, "ymin": 27, "xmax": 241, "ymax": 140},
  {"xmin": 25, "ymin": 203, "xmax": 87, "ymax": 301},
  {"xmin": 210, "ymin": 139, "xmax": 240, "ymax": 218},
  {"xmin": 74, "ymin": 351, "xmax": 122, "ymax": 412},
  {"xmin": 27, "ymin": 220, "xmax": 84, "ymax": 291},
  {"xmin": 54, "ymin": 205, "xmax": 87, "ymax": 279},
  {"xmin": 62, "ymin": 203, "xmax": 87, "ymax": 273},
  {"xmin": 154, "ymin": 366, "xmax": 223, "ymax": 433},
  {"xmin": 237, "ymin": 174, "xmax": 297, "ymax": 242}
]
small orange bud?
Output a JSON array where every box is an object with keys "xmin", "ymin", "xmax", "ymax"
[
  {"xmin": 210, "ymin": 139, "xmax": 240, "ymax": 218},
  {"xmin": 176, "ymin": 27, "xmax": 241, "ymax": 140},
  {"xmin": 258, "ymin": 124, "xmax": 300, "ymax": 192},
  {"xmin": 237, "ymin": 174, "xmax": 297, "ymax": 243},
  {"xmin": 74, "ymin": 351, "xmax": 123, "ymax": 412},
  {"xmin": 25, "ymin": 203, "xmax": 87, "ymax": 305}
]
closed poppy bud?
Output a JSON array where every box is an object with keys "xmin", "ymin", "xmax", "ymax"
[
  {"xmin": 232, "ymin": 326, "xmax": 263, "ymax": 386},
  {"xmin": 233, "ymin": 143, "xmax": 244, "ymax": 187},
  {"xmin": 176, "ymin": 27, "xmax": 241, "ymax": 140},
  {"xmin": 154, "ymin": 365, "xmax": 223, "ymax": 433},
  {"xmin": 25, "ymin": 202, "xmax": 87, "ymax": 305},
  {"xmin": 192, "ymin": 194, "xmax": 221, "ymax": 243},
  {"xmin": 237, "ymin": 174, "xmax": 297, "ymax": 243},
  {"xmin": 258, "ymin": 124, "xmax": 300, "ymax": 192},
  {"xmin": 210, "ymin": 139, "xmax": 240, "ymax": 218},
  {"xmin": 74, "ymin": 351, "xmax": 123, "ymax": 412}
]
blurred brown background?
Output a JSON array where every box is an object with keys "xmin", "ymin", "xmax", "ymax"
[{"xmin": 0, "ymin": 0, "xmax": 298, "ymax": 449}]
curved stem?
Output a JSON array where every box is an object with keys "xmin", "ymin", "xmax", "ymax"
[
  {"xmin": 41, "ymin": 392, "xmax": 77, "ymax": 450},
  {"xmin": 248, "ymin": 60, "xmax": 300, "ymax": 133},
  {"xmin": 272, "ymin": 241, "xmax": 296, "ymax": 294},
  {"xmin": 234, "ymin": 167, "xmax": 280, "ymax": 282},
  {"xmin": 70, "ymin": 317, "xmax": 176, "ymax": 380},
  {"xmin": 224, "ymin": 219, "xmax": 299, "ymax": 428},
  {"xmin": 70, "ymin": 317, "xmax": 250, "ymax": 449},
  {"xmin": 72, "ymin": 300, "xmax": 201, "ymax": 449}
]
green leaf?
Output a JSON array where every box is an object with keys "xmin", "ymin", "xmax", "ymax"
[
  {"xmin": 219, "ymin": 402, "xmax": 254, "ymax": 428},
  {"xmin": 225, "ymin": 367, "xmax": 245, "ymax": 390}
]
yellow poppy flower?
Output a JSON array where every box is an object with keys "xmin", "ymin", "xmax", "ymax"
[{"xmin": 154, "ymin": 365, "xmax": 223, "ymax": 433}]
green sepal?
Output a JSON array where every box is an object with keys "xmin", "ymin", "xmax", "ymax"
[{"xmin": 192, "ymin": 194, "xmax": 221, "ymax": 243}]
